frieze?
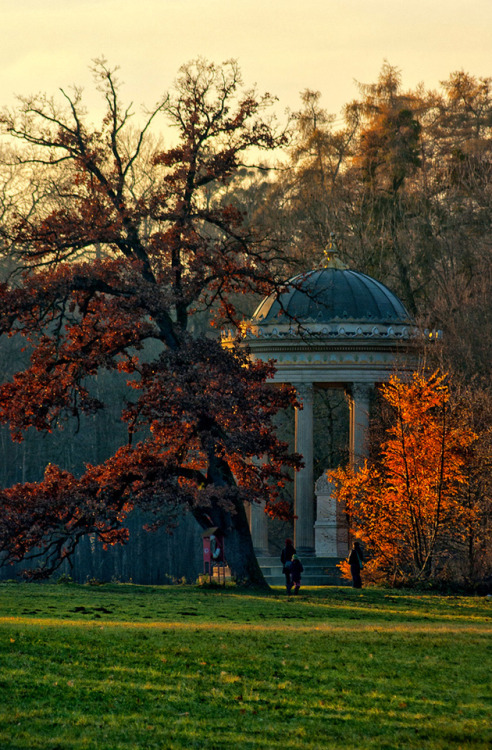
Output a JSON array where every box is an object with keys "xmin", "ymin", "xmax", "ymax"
[
  {"xmin": 253, "ymin": 352, "xmax": 409, "ymax": 365},
  {"xmin": 222, "ymin": 324, "xmax": 420, "ymax": 342},
  {"xmin": 244, "ymin": 343, "xmax": 416, "ymax": 354},
  {"xmin": 242, "ymin": 325, "xmax": 417, "ymax": 339}
]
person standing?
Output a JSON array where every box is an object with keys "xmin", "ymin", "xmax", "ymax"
[
  {"xmin": 280, "ymin": 538, "xmax": 296, "ymax": 594},
  {"xmin": 348, "ymin": 541, "xmax": 364, "ymax": 589},
  {"xmin": 290, "ymin": 554, "xmax": 304, "ymax": 595}
]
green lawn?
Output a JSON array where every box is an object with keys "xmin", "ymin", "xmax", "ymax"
[{"xmin": 0, "ymin": 582, "xmax": 490, "ymax": 749}]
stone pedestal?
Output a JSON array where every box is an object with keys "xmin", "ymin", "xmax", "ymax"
[
  {"xmin": 314, "ymin": 473, "xmax": 350, "ymax": 558},
  {"xmin": 314, "ymin": 475, "xmax": 338, "ymax": 556}
]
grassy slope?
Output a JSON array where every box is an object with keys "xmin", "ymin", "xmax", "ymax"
[{"xmin": 0, "ymin": 583, "xmax": 490, "ymax": 750}]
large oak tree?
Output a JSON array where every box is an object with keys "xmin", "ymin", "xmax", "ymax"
[{"xmin": 0, "ymin": 59, "xmax": 300, "ymax": 584}]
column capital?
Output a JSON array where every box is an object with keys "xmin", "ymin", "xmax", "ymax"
[
  {"xmin": 295, "ymin": 382, "xmax": 314, "ymax": 405},
  {"xmin": 346, "ymin": 382, "xmax": 373, "ymax": 401}
]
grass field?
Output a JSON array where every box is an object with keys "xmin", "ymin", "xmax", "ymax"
[{"xmin": 0, "ymin": 581, "xmax": 490, "ymax": 749}]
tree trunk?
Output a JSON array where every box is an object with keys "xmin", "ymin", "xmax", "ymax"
[{"xmin": 192, "ymin": 498, "xmax": 269, "ymax": 589}]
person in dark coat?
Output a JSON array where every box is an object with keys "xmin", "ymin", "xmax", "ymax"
[
  {"xmin": 348, "ymin": 541, "xmax": 363, "ymax": 588},
  {"xmin": 280, "ymin": 538, "xmax": 296, "ymax": 594},
  {"xmin": 290, "ymin": 554, "xmax": 304, "ymax": 595}
]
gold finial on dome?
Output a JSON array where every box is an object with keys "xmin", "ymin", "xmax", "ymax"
[{"xmin": 321, "ymin": 232, "xmax": 348, "ymax": 269}]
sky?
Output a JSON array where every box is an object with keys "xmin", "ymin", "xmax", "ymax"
[{"xmin": 1, "ymin": 0, "xmax": 491, "ymax": 128}]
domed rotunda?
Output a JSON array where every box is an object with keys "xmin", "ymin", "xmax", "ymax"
[
  {"xmin": 252, "ymin": 263, "xmax": 411, "ymax": 333},
  {"xmin": 240, "ymin": 249, "xmax": 419, "ymax": 564}
]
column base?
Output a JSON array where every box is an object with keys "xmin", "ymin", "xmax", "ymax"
[
  {"xmin": 295, "ymin": 546, "xmax": 316, "ymax": 557},
  {"xmin": 253, "ymin": 547, "xmax": 270, "ymax": 557}
]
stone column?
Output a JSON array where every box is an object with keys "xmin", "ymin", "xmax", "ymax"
[
  {"xmin": 347, "ymin": 383, "xmax": 373, "ymax": 469},
  {"xmin": 337, "ymin": 382, "xmax": 373, "ymax": 557},
  {"xmin": 249, "ymin": 499, "xmax": 269, "ymax": 556},
  {"xmin": 246, "ymin": 454, "xmax": 269, "ymax": 556},
  {"xmin": 294, "ymin": 383, "xmax": 315, "ymax": 555}
]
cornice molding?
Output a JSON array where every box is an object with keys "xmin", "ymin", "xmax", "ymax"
[{"xmin": 245, "ymin": 342, "xmax": 416, "ymax": 354}]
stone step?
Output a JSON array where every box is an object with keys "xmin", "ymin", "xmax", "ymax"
[
  {"xmin": 259, "ymin": 566, "xmax": 341, "ymax": 577},
  {"xmin": 256, "ymin": 555, "xmax": 346, "ymax": 586},
  {"xmin": 256, "ymin": 555, "xmax": 342, "ymax": 566}
]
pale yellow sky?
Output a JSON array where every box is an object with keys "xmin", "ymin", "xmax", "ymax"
[{"xmin": 1, "ymin": 0, "xmax": 491, "ymax": 125}]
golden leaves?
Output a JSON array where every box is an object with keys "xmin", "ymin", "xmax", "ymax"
[{"xmin": 330, "ymin": 371, "xmax": 479, "ymax": 582}]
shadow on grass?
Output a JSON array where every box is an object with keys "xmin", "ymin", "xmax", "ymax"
[{"xmin": 1, "ymin": 581, "xmax": 490, "ymax": 628}]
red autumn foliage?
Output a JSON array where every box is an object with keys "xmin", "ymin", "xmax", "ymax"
[{"xmin": 0, "ymin": 60, "xmax": 299, "ymax": 584}]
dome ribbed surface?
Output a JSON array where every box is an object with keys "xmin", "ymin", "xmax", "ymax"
[{"xmin": 252, "ymin": 268, "xmax": 411, "ymax": 325}]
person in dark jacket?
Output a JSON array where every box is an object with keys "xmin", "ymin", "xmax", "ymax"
[
  {"xmin": 290, "ymin": 554, "xmax": 304, "ymax": 595},
  {"xmin": 280, "ymin": 538, "xmax": 296, "ymax": 594},
  {"xmin": 348, "ymin": 541, "xmax": 363, "ymax": 588}
]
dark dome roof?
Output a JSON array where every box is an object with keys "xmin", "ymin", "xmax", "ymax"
[{"xmin": 252, "ymin": 267, "xmax": 411, "ymax": 325}]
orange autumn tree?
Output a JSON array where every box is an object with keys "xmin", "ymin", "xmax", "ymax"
[{"xmin": 329, "ymin": 371, "xmax": 477, "ymax": 584}]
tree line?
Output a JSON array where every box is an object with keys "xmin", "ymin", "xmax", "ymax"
[{"xmin": 241, "ymin": 63, "xmax": 491, "ymax": 385}]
